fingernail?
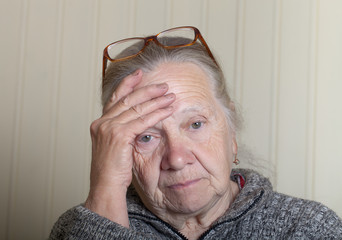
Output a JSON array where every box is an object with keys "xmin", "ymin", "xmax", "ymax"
[
  {"xmin": 157, "ymin": 83, "xmax": 168, "ymax": 89},
  {"xmin": 110, "ymin": 93, "xmax": 116, "ymax": 102},
  {"xmin": 165, "ymin": 93, "xmax": 175, "ymax": 99},
  {"xmin": 132, "ymin": 69, "xmax": 141, "ymax": 76}
]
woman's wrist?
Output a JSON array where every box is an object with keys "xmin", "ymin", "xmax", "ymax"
[{"xmin": 85, "ymin": 185, "xmax": 129, "ymax": 228}]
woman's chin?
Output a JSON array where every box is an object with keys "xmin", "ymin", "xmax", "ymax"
[{"xmin": 163, "ymin": 187, "xmax": 217, "ymax": 215}]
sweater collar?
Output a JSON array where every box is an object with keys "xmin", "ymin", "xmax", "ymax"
[{"xmin": 215, "ymin": 168, "xmax": 272, "ymax": 223}]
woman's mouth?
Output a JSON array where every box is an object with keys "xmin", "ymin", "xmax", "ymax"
[{"xmin": 168, "ymin": 178, "xmax": 201, "ymax": 190}]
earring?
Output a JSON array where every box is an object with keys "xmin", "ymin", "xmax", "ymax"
[{"xmin": 233, "ymin": 155, "xmax": 240, "ymax": 165}]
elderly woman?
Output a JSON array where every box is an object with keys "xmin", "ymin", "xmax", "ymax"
[{"xmin": 50, "ymin": 27, "xmax": 342, "ymax": 239}]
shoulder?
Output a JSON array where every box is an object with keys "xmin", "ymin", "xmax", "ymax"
[
  {"xmin": 231, "ymin": 168, "xmax": 342, "ymax": 239},
  {"xmin": 49, "ymin": 205, "xmax": 124, "ymax": 239},
  {"xmin": 266, "ymin": 192, "xmax": 342, "ymax": 238},
  {"xmin": 49, "ymin": 204, "xmax": 160, "ymax": 240}
]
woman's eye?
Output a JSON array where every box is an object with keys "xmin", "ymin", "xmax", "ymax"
[
  {"xmin": 140, "ymin": 135, "xmax": 153, "ymax": 143},
  {"xmin": 191, "ymin": 122, "xmax": 202, "ymax": 129}
]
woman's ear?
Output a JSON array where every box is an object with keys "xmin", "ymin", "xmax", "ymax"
[
  {"xmin": 229, "ymin": 101, "xmax": 238, "ymax": 155},
  {"xmin": 229, "ymin": 101, "xmax": 236, "ymax": 112},
  {"xmin": 232, "ymin": 135, "xmax": 238, "ymax": 155}
]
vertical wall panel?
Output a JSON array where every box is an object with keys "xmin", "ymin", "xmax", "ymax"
[
  {"xmin": 84, "ymin": 0, "xmax": 100, "ymax": 218},
  {"xmin": 98, "ymin": 0, "xmax": 131, "ymax": 46},
  {"xmin": 0, "ymin": 1, "xmax": 23, "ymax": 238},
  {"xmin": 276, "ymin": 0, "xmax": 311, "ymax": 198},
  {"xmin": 42, "ymin": 0, "xmax": 64, "ymax": 236},
  {"xmin": 315, "ymin": 0, "xmax": 342, "ymax": 217},
  {"xmin": 304, "ymin": 0, "xmax": 318, "ymax": 201},
  {"xmin": 206, "ymin": 0, "xmax": 238, "ymax": 91},
  {"xmin": 171, "ymin": 0, "xmax": 206, "ymax": 28},
  {"xmin": 50, "ymin": 0, "xmax": 96, "ymax": 232},
  {"xmin": 268, "ymin": 0, "xmax": 281, "ymax": 186},
  {"xmin": 135, "ymin": 0, "xmax": 168, "ymax": 35},
  {"xmin": 238, "ymin": 0, "xmax": 275, "ymax": 167},
  {"xmin": 97, "ymin": 0, "xmax": 132, "ymax": 78},
  {"xmin": 95, "ymin": 0, "xmax": 133, "ymax": 117},
  {"xmin": 7, "ymin": 1, "xmax": 60, "ymax": 239},
  {"xmin": 234, "ymin": 0, "xmax": 246, "ymax": 102}
]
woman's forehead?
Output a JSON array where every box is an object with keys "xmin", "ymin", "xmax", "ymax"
[{"xmin": 139, "ymin": 62, "xmax": 212, "ymax": 92}]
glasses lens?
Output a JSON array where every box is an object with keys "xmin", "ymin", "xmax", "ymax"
[
  {"xmin": 107, "ymin": 38, "xmax": 145, "ymax": 60},
  {"xmin": 157, "ymin": 27, "xmax": 196, "ymax": 46}
]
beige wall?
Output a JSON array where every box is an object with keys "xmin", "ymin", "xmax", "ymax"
[{"xmin": 1, "ymin": 0, "xmax": 341, "ymax": 239}]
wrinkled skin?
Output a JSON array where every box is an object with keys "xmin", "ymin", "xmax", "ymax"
[{"xmin": 85, "ymin": 62, "xmax": 239, "ymax": 239}]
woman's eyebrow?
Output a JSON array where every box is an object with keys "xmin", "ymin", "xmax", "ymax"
[
  {"xmin": 180, "ymin": 104, "xmax": 213, "ymax": 115},
  {"xmin": 181, "ymin": 107, "xmax": 201, "ymax": 114}
]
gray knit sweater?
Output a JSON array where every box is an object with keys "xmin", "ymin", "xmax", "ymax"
[{"xmin": 49, "ymin": 169, "xmax": 342, "ymax": 239}]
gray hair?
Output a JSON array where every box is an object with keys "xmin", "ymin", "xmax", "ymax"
[{"xmin": 102, "ymin": 38, "xmax": 241, "ymax": 132}]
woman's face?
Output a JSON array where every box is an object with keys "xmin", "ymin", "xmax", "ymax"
[{"xmin": 132, "ymin": 62, "xmax": 237, "ymax": 218}]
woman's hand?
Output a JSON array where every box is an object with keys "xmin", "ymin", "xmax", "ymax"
[{"xmin": 85, "ymin": 70, "xmax": 175, "ymax": 227}]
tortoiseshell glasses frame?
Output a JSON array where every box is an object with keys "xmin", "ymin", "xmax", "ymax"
[{"xmin": 102, "ymin": 26, "xmax": 217, "ymax": 78}]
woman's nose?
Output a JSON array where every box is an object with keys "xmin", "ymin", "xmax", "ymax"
[{"xmin": 161, "ymin": 141, "xmax": 196, "ymax": 171}]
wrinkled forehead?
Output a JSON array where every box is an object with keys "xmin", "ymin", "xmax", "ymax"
[
  {"xmin": 137, "ymin": 62, "xmax": 214, "ymax": 97},
  {"xmin": 137, "ymin": 62, "xmax": 228, "ymax": 128}
]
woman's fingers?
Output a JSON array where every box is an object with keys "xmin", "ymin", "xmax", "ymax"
[
  {"xmin": 94, "ymin": 93, "xmax": 175, "ymax": 145},
  {"xmin": 104, "ymin": 82, "xmax": 170, "ymax": 119},
  {"xmin": 91, "ymin": 92, "xmax": 175, "ymax": 146},
  {"xmin": 116, "ymin": 92, "xmax": 175, "ymax": 123},
  {"xmin": 103, "ymin": 69, "xmax": 143, "ymax": 114},
  {"xmin": 127, "ymin": 105, "xmax": 174, "ymax": 138},
  {"xmin": 103, "ymin": 70, "xmax": 171, "ymax": 121}
]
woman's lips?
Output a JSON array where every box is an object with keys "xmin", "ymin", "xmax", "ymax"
[{"xmin": 168, "ymin": 178, "xmax": 201, "ymax": 190}]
